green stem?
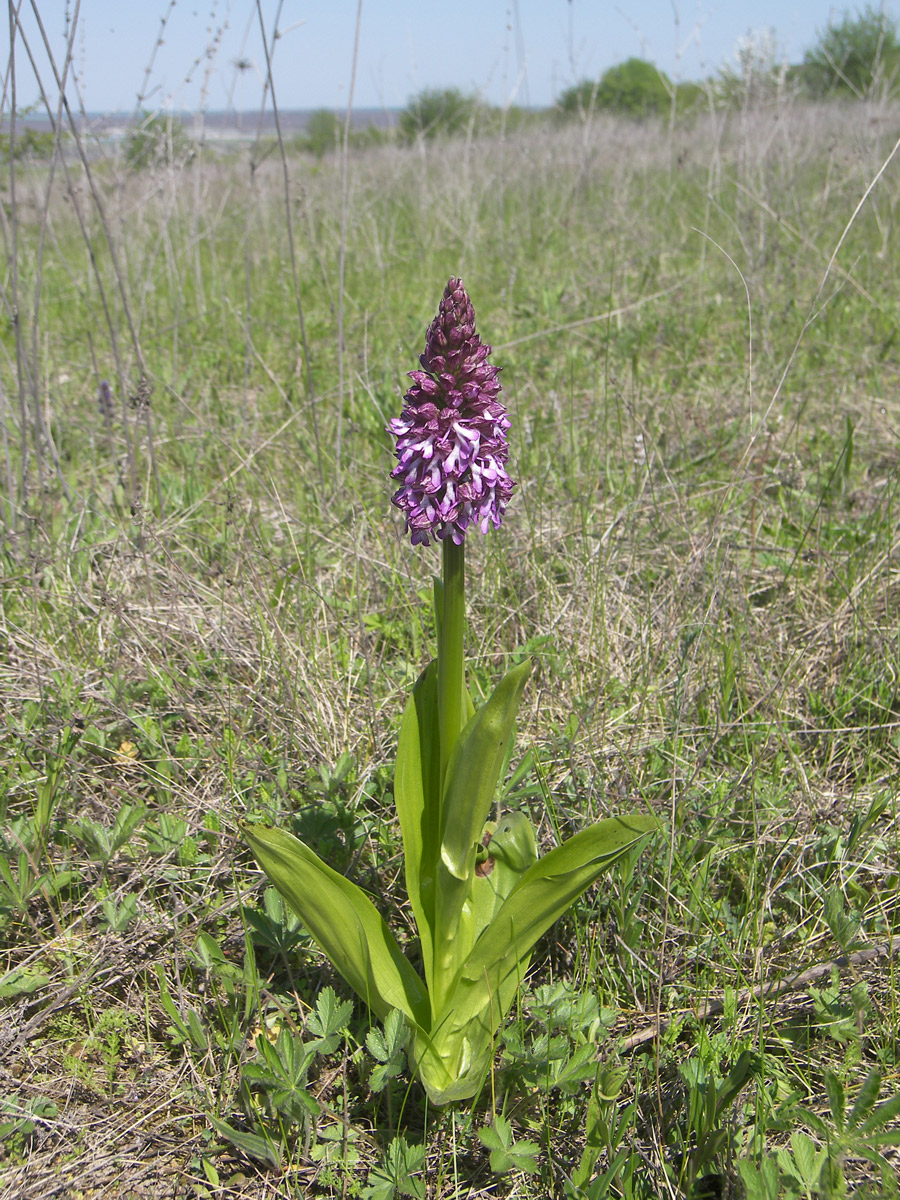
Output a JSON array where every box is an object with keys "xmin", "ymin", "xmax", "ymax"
[{"xmin": 438, "ymin": 538, "xmax": 466, "ymax": 792}]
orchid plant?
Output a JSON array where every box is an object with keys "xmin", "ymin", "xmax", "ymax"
[{"xmin": 243, "ymin": 279, "xmax": 657, "ymax": 1105}]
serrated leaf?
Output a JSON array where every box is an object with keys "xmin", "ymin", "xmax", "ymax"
[
  {"xmin": 477, "ymin": 1124, "xmax": 505, "ymax": 1151},
  {"xmin": 367, "ymin": 1027, "xmax": 388, "ymax": 1059},
  {"xmin": 774, "ymin": 1145, "xmax": 801, "ymax": 1183},
  {"xmin": 737, "ymin": 1157, "xmax": 780, "ymax": 1200},
  {"xmin": 795, "ymin": 1106, "xmax": 829, "ymax": 1138},
  {"xmin": 824, "ymin": 1068, "xmax": 845, "ymax": 1128},
  {"xmin": 369, "ymin": 1062, "xmax": 397, "ymax": 1093},
  {"xmin": 309, "ymin": 985, "xmax": 352, "ymax": 1052},
  {"xmin": 824, "ymin": 886, "xmax": 859, "ymax": 951},
  {"xmin": 382, "ymin": 1007, "xmax": 408, "ymax": 1054},
  {"xmin": 859, "ymin": 1089, "xmax": 900, "ymax": 1133},
  {"xmin": 242, "ymin": 823, "xmax": 429, "ymax": 1027},
  {"xmin": 790, "ymin": 1131, "xmax": 822, "ymax": 1186},
  {"xmin": 553, "ymin": 1041, "xmax": 597, "ymax": 1093},
  {"xmin": 859, "ymin": 1128, "xmax": 900, "ymax": 1147},
  {"xmin": 846, "ymin": 1068, "xmax": 881, "ymax": 1129},
  {"xmin": 478, "ymin": 1119, "xmax": 539, "ymax": 1175},
  {"xmin": 110, "ymin": 801, "xmax": 146, "ymax": 853}
]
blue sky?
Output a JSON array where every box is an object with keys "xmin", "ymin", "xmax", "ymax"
[{"xmin": 5, "ymin": 2, "xmax": 897, "ymax": 113}]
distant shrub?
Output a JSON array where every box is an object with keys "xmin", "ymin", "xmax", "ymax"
[
  {"xmin": 558, "ymin": 59, "xmax": 672, "ymax": 119},
  {"xmin": 802, "ymin": 4, "xmax": 900, "ymax": 98},
  {"xmin": 672, "ymin": 80, "xmax": 707, "ymax": 116},
  {"xmin": 596, "ymin": 58, "xmax": 672, "ymax": 115},
  {"xmin": 497, "ymin": 105, "xmax": 531, "ymax": 133},
  {"xmin": 0, "ymin": 126, "xmax": 58, "ymax": 162},
  {"xmin": 557, "ymin": 78, "xmax": 600, "ymax": 117},
  {"xmin": 294, "ymin": 111, "xmax": 391, "ymax": 157},
  {"xmin": 303, "ymin": 109, "xmax": 341, "ymax": 158},
  {"xmin": 350, "ymin": 123, "xmax": 390, "ymax": 151},
  {"xmin": 399, "ymin": 88, "xmax": 481, "ymax": 142},
  {"xmin": 123, "ymin": 111, "xmax": 193, "ymax": 170}
]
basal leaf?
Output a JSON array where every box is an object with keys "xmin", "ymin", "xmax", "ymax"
[
  {"xmin": 394, "ymin": 660, "xmax": 441, "ymax": 992},
  {"xmin": 242, "ymin": 823, "xmax": 429, "ymax": 1028},
  {"xmin": 209, "ymin": 1115, "xmax": 282, "ymax": 1170},
  {"xmin": 431, "ymin": 659, "xmax": 531, "ymax": 1005},
  {"xmin": 441, "ymin": 815, "xmax": 658, "ymax": 1043},
  {"xmin": 439, "ymin": 658, "xmax": 532, "ymax": 880}
]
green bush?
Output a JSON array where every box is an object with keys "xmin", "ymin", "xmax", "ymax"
[
  {"xmin": 297, "ymin": 111, "xmax": 391, "ymax": 157},
  {"xmin": 123, "ymin": 111, "xmax": 193, "ymax": 171},
  {"xmin": 0, "ymin": 127, "xmax": 58, "ymax": 162},
  {"xmin": 558, "ymin": 58, "xmax": 672, "ymax": 119},
  {"xmin": 802, "ymin": 4, "xmax": 900, "ymax": 98},
  {"xmin": 597, "ymin": 58, "xmax": 672, "ymax": 115},
  {"xmin": 349, "ymin": 123, "xmax": 390, "ymax": 151},
  {"xmin": 556, "ymin": 78, "xmax": 600, "ymax": 117},
  {"xmin": 672, "ymin": 80, "xmax": 707, "ymax": 116},
  {"xmin": 302, "ymin": 109, "xmax": 341, "ymax": 158},
  {"xmin": 399, "ymin": 88, "xmax": 481, "ymax": 142}
]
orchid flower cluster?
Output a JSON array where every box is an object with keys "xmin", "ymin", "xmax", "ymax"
[{"xmin": 244, "ymin": 279, "xmax": 656, "ymax": 1105}]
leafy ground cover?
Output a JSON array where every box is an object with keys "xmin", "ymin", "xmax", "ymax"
[{"xmin": 1, "ymin": 95, "xmax": 899, "ymax": 1197}]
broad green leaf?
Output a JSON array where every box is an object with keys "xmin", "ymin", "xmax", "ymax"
[
  {"xmin": 209, "ymin": 1115, "xmax": 282, "ymax": 1170},
  {"xmin": 432, "ymin": 660, "xmax": 532, "ymax": 1001},
  {"xmin": 415, "ymin": 813, "xmax": 658, "ymax": 1104},
  {"xmin": 394, "ymin": 659, "xmax": 475, "ymax": 1000},
  {"xmin": 410, "ymin": 1020, "xmax": 497, "ymax": 1105},
  {"xmin": 440, "ymin": 659, "xmax": 533, "ymax": 880},
  {"xmin": 440, "ymin": 815, "xmax": 658, "ymax": 1047},
  {"xmin": 0, "ymin": 966, "xmax": 50, "ymax": 998},
  {"xmin": 394, "ymin": 661, "xmax": 441, "ymax": 992},
  {"xmin": 242, "ymin": 823, "xmax": 429, "ymax": 1028},
  {"xmin": 790, "ymin": 1131, "xmax": 821, "ymax": 1188},
  {"xmin": 737, "ymin": 1158, "xmax": 780, "ymax": 1200}
]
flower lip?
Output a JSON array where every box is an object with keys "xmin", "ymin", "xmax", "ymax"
[{"xmin": 389, "ymin": 278, "xmax": 514, "ymax": 547}]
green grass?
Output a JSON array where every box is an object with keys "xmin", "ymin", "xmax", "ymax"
[{"xmin": 1, "ymin": 97, "xmax": 899, "ymax": 1198}]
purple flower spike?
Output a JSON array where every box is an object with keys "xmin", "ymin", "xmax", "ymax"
[{"xmin": 389, "ymin": 278, "xmax": 515, "ymax": 547}]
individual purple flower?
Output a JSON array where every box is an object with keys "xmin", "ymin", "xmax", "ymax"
[
  {"xmin": 389, "ymin": 278, "xmax": 515, "ymax": 547},
  {"xmin": 98, "ymin": 379, "xmax": 114, "ymax": 418}
]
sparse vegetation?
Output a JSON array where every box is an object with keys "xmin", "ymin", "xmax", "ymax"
[
  {"xmin": 122, "ymin": 109, "xmax": 193, "ymax": 170},
  {"xmin": 2, "ymin": 19, "xmax": 900, "ymax": 1200}
]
